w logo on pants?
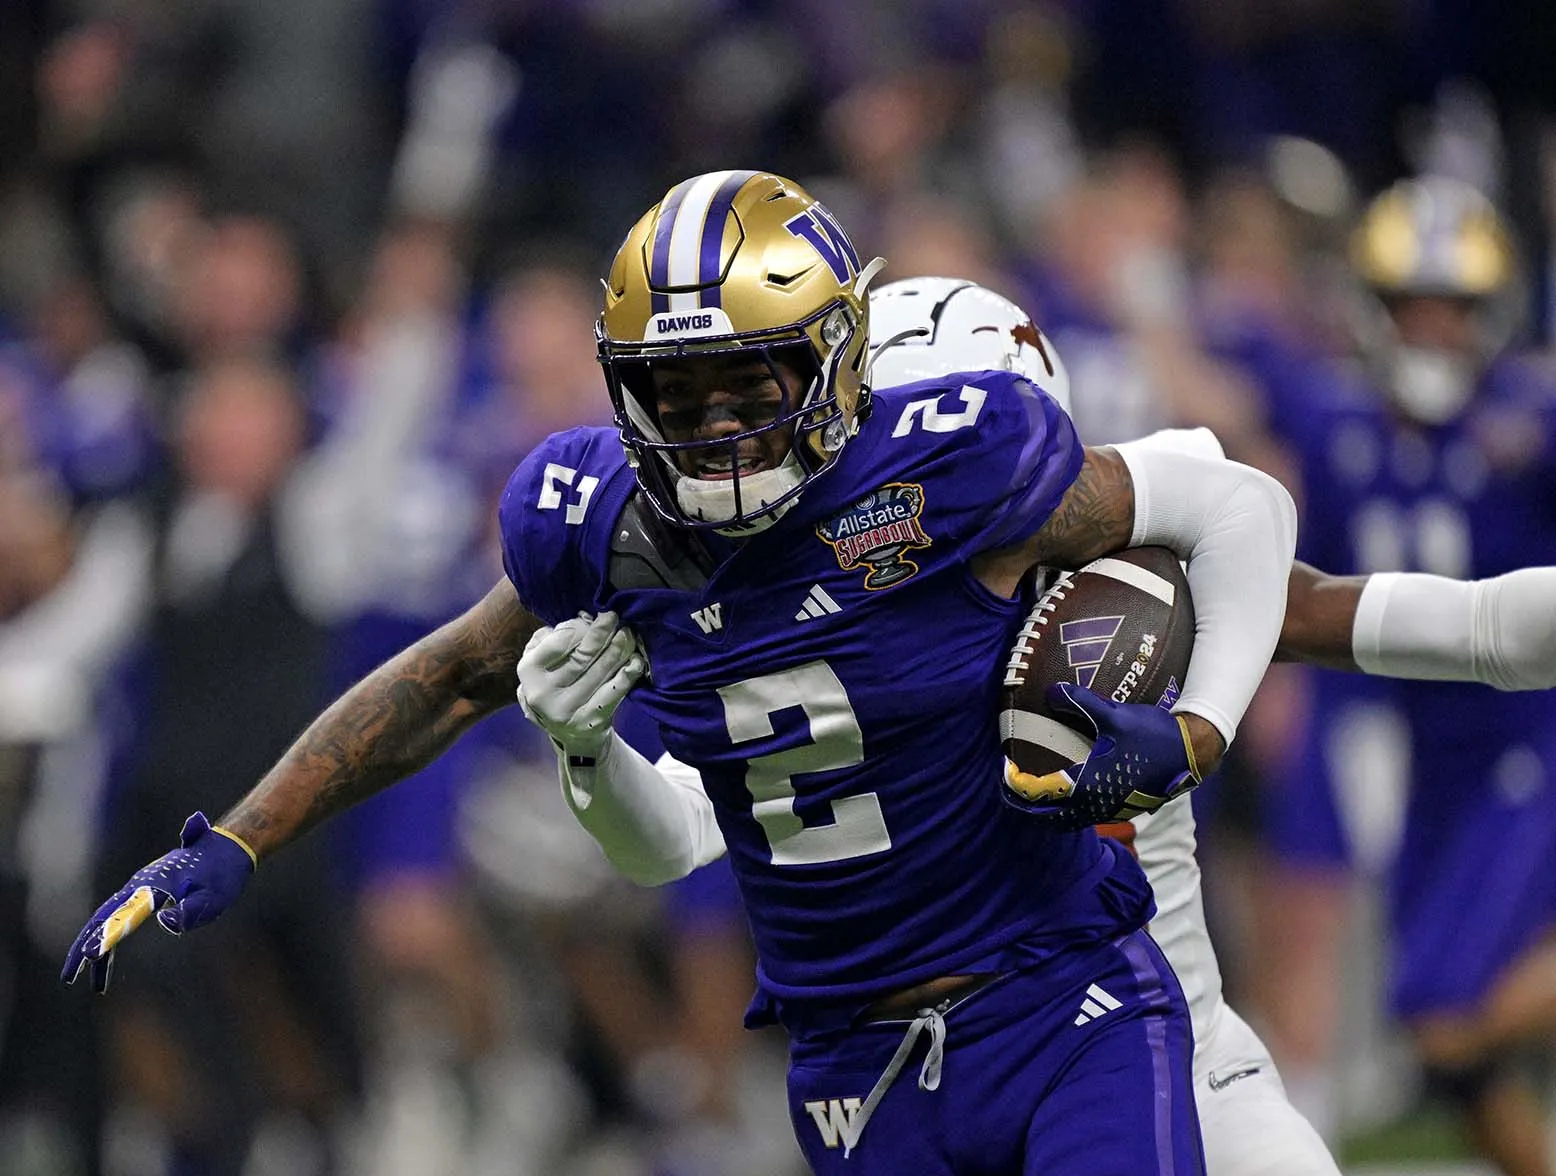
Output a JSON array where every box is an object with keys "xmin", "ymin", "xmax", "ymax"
[{"xmin": 804, "ymin": 1097, "xmax": 864, "ymax": 1151}]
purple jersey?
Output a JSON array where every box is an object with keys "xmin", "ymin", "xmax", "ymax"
[
  {"xmin": 1278, "ymin": 352, "xmax": 1556, "ymax": 1013},
  {"xmin": 499, "ymin": 371, "xmax": 1155, "ymax": 1008},
  {"xmin": 1285, "ymin": 354, "xmax": 1556, "ymax": 771}
]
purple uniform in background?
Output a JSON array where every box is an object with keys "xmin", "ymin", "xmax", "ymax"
[
  {"xmin": 1276, "ymin": 352, "xmax": 1556, "ymax": 1018},
  {"xmin": 499, "ymin": 371, "xmax": 1203, "ymax": 1174}
]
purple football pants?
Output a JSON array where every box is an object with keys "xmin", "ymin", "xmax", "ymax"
[{"xmin": 785, "ymin": 929, "xmax": 1204, "ymax": 1175}]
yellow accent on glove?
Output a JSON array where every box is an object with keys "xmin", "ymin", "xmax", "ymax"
[
  {"xmin": 211, "ymin": 825, "xmax": 259, "ymax": 867},
  {"xmin": 98, "ymin": 886, "xmax": 158, "ymax": 954},
  {"xmin": 1004, "ymin": 759, "xmax": 1076, "ymax": 803},
  {"xmin": 1174, "ymin": 714, "xmax": 1203, "ymax": 783}
]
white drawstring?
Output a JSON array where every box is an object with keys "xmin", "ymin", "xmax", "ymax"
[{"xmin": 842, "ymin": 1004, "xmax": 947, "ymax": 1158}]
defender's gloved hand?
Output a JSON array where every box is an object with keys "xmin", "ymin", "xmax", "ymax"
[
  {"xmin": 62, "ymin": 812, "xmax": 257, "ymax": 993},
  {"xmin": 1002, "ymin": 683, "xmax": 1203, "ymax": 830},
  {"xmin": 517, "ymin": 612, "xmax": 646, "ymax": 760}
]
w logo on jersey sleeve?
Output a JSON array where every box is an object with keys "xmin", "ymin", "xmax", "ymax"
[{"xmin": 1060, "ymin": 617, "xmax": 1124, "ymax": 689}]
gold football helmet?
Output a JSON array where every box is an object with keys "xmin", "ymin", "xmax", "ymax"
[
  {"xmin": 1352, "ymin": 175, "xmax": 1513, "ymax": 298},
  {"xmin": 1350, "ymin": 175, "xmax": 1521, "ymax": 422},
  {"xmin": 598, "ymin": 170, "xmax": 884, "ymax": 531}
]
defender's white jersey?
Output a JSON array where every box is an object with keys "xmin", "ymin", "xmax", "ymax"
[
  {"xmin": 1128, "ymin": 801, "xmax": 1342, "ymax": 1175},
  {"xmin": 1128, "ymin": 799, "xmax": 1224, "ymax": 1051}
]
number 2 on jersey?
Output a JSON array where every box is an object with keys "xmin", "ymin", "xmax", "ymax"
[
  {"xmin": 718, "ymin": 662, "xmax": 891, "ymax": 866},
  {"xmin": 891, "ymin": 386, "xmax": 987, "ymax": 437}
]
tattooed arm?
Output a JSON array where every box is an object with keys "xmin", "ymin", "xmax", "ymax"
[
  {"xmin": 974, "ymin": 444, "xmax": 1297, "ymax": 774},
  {"xmin": 971, "ymin": 446, "xmax": 1137, "ymax": 593},
  {"xmin": 220, "ymin": 578, "xmax": 541, "ymax": 859}
]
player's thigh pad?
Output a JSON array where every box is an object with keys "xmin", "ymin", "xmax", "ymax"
[
  {"xmin": 1193, "ymin": 1007, "xmax": 1341, "ymax": 1176},
  {"xmin": 786, "ymin": 930, "xmax": 1202, "ymax": 1176}
]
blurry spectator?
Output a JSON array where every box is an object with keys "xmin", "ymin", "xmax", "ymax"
[
  {"xmin": 873, "ymin": 193, "xmax": 1014, "ymax": 297},
  {"xmin": 974, "ymin": 4, "xmax": 1082, "ymax": 249},
  {"xmin": 91, "ymin": 171, "xmax": 209, "ymax": 370},
  {"xmin": 453, "ymin": 251, "xmax": 616, "ymax": 488},
  {"xmin": 284, "ymin": 218, "xmax": 476, "ymax": 624},
  {"xmin": 35, "ymin": 0, "xmax": 390, "ymax": 310},
  {"xmin": 0, "ymin": 469, "xmax": 106, "ymax": 1176},
  {"xmin": 0, "ymin": 259, "xmax": 157, "ymax": 1168},
  {"xmin": 173, "ymin": 215, "xmax": 306, "ymax": 371},
  {"xmin": 1195, "ymin": 146, "xmax": 1358, "ymax": 379},
  {"xmin": 101, "ymin": 358, "xmax": 360, "ymax": 1176},
  {"xmin": 1022, "ymin": 143, "xmax": 1265, "ymax": 450},
  {"xmin": 1, "ymin": 274, "xmax": 157, "ymax": 504},
  {"xmin": 290, "ymin": 219, "xmax": 509, "ymax": 1176}
]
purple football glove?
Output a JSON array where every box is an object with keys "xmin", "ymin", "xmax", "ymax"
[
  {"xmin": 1002, "ymin": 683, "xmax": 1203, "ymax": 831},
  {"xmin": 61, "ymin": 812, "xmax": 256, "ymax": 993}
]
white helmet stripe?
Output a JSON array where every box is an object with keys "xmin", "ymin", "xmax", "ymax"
[{"xmin": 666, "ymin": 170, "xmax": 741, "ymax": 312}]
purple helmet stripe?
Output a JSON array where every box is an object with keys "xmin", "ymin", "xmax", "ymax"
[{"xmin": 695, "ymin": 170, "xmax": 758, "ymax": 309}]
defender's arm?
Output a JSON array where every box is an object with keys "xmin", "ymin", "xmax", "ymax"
[
  {"xmin": 1280, "ymin": 562, "xmax": 1556, "ymax": 688},
  {"xmin": 221, "ymin": 578, "xmax": 540, "ymax": 858}
]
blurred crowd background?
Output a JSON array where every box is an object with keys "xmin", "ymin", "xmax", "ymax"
[{"xmin": 3, "ymin": 2, "xmax": 1556, "ymax": 1175}]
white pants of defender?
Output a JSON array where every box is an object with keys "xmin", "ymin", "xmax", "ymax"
[{"xmin": 1193, "ymin": 1006, "xmax": 1341, "ymax": 1176}]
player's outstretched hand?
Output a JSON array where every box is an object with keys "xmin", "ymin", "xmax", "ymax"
[
  {"xmin": 61, "ymin": 812, "xmax": 257, "ymax": 993},
  {"xmin": 517, "ymin": 612, "xmax": 646, "ymax": 759},
  {"xmin": 1002, "ymin": 683, "xmax": 1202, "ymax": 830}
]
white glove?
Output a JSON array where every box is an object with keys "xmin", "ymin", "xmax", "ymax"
[{"xmin": 517, "ymin": 612, "xmax": 646, "ymax": 758}]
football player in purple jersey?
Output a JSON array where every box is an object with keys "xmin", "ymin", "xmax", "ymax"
[
  {"xmin": 533, "ymin": 275, "xmax": 1556, "ymax": 1176},
  {"xmin": 65, "ymin": 172, "xmax": 1302, "ymax": 1175},
  {"xmin": 1267, "ymin": 176, "xmax": 1556, "ymax": 1176}
]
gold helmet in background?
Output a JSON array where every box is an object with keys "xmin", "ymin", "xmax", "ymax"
[
  {"xmin": 598, "ymin": 170, "xmax": 883, "ymax": 531},
  {"xmin": 1350, "ymin": 175, "xmax": 1522, "ymax": 422}
]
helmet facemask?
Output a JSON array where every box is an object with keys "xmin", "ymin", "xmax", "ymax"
[{"xmin": 599, "ymin": 300, "xmax": 866, "ymax": 534}]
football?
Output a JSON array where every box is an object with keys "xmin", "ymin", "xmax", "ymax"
[{"xmin": 1001, "ymin": 547, "xmax": 1195, "ymax": 778}]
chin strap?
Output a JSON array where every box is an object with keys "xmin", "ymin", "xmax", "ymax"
[{"xmin": 674, "ymin": 454, "xmax": 806, "ymax": 535}]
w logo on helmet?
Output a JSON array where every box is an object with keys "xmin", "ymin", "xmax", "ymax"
[
  {"xmin": 784, "ymin": 204, "xmax": 861, "ymax": 284},
  {"xmin": 1060, "ymin": 617, "xmax": 1124, "ymax": 689}
]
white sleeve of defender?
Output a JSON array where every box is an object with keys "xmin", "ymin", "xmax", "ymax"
[
  {"xmin": 1116, "ymin": 426, "xmax": 1227, "ymax": 462},
  {"xmin": 558, "ymin": 732, "xmax": 727, "ymax": 886},
  {"xmin": 1353, "ymin": 568, "xmax": 1556, "ymax": 691},
  {"xmin": 1112, "ymin": 441, "xmax": 1297, "ymax": 747}
]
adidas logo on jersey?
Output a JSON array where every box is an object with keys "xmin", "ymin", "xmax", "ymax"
[
  {"xmin": 690, "ymin": 603, "xmax": 723, "ymax": 633},
  {"xmin": 1073, "ymin": 983, "xmax": 1123, "ymax": 1026},
  {"xmin": 795, "ymin": 584, "xmax": 842, "ymax": 621}
]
